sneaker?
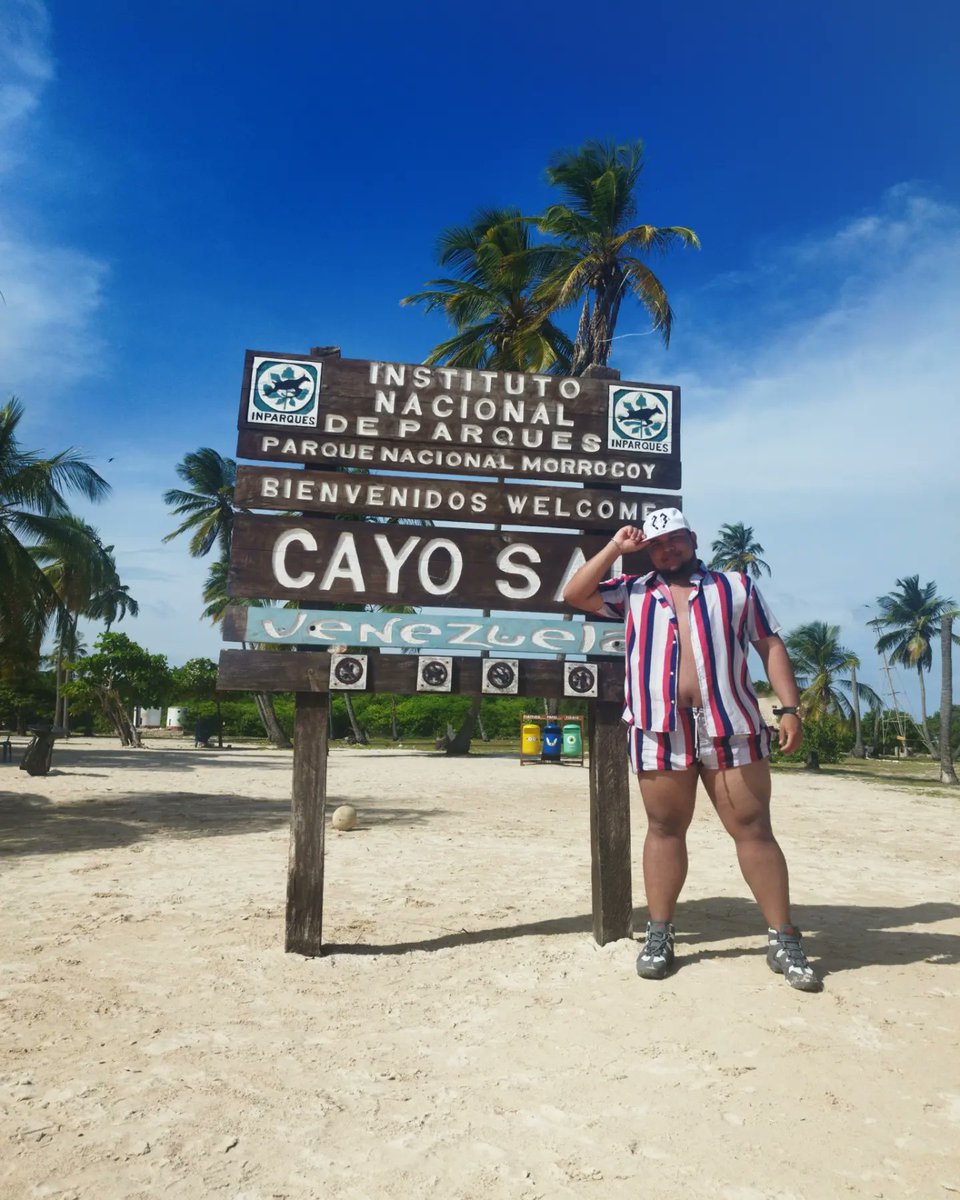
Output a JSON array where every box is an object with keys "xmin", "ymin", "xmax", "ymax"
[
  {"xmin": 767, "ymin": 925, "xmax": 823, "ymax": 992},
  {"xmin": 636, "ymin": 921, "xmax": 675, "ymax": 979}
]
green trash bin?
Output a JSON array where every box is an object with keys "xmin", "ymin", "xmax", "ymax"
[{"xmin": 562, "ymin": 722, "xmax": 582, "ymax": 758}]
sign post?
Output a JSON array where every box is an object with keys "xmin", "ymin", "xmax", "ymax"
[{"xmin": 217, "ymin": 347, "xmax": 682, "ymax": 954}]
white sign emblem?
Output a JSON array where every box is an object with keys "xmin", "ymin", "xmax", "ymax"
[
  {"xmin": 607, "ymin": 386, "xmax": 672, "ymax": 455},
  {"xmin": 248, "ymin": 358, "xmax": 322, "ymax": 427}
]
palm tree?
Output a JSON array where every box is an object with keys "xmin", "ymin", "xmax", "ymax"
[
  {"xmin": 785, "ymin": 622, "xmax": 881, "ymax": 721},
  {"xmin": 402, "ymin": 207, "xmax": 573, "ymax": 373},
  {"xmin": 34, "ymin": 516, "xmax": 134, "ymax": 731},
  {"xmin": 0, "ymin": 397, "xmax": 110, "ymax": 676},
  {"xmin": 89, "ymin": 569, "xmax": 140, "ymax": 631},
  {"xmin": 164, "ymin": 449, "xmax": 291, "ymax": 748},
  {"xmin": 874, "ymin": 576, "xmax": 958, "ymax": 758},
  {"xmin": 198, "ymin": 551, "xmax": 292, "ymax": 747},
  {"xmin": 709, "ymin": 522, "xmax": 771, "ymax": 578},
  {"xmin": 939, "ymin": 614, "xmax": 958, "ymax": 784},
  {"xmin": 536, "ymin": 140, "xmax": 699, "ymax": 373},
  {"xmin": 163, "ymin": 448, "xmax": 237, "ymax": 556},
  {"xmin": 404, "ymin": 211, "xmax": 574, "ymax": 751}
]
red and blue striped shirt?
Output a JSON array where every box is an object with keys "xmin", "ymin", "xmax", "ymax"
[{"xmin": 597, "ymin": 563, "xmax": 781, "ymax": 737}]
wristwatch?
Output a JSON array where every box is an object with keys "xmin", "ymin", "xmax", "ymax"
[{"xmin": 773, "ymin": 706, "xmax": 800, "ymax": 717}]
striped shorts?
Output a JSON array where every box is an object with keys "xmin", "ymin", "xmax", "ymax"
[{"xmin": 629, "ymin": 707, "xmax": 772, "ymax": 773}]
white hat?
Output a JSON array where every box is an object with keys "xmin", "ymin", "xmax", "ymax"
[{"xmin": 642, "ymin": 507, "xmax": 691, "ymax": 541}]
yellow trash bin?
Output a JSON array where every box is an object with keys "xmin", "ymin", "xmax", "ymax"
[{"xmin": 521, "ymin": 723, "xmax": 542, "ymax": 756}]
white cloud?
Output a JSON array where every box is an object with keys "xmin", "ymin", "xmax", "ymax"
[
  {"xmin": 0, "ymin": 3, "xmax": 109, "ymax": 413},
  {"xmin": 621, "ymin": 185, "xmax": 960, "ymax": 714},
  {"xmin": 0, "ymin": 226, "xmax": 109, "ymax": 399},
  {"xmin": 0, "ymin": 0, "xmax": 53, "ymax": 157}
]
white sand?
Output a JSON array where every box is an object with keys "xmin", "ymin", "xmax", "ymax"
[{"xmin": 2, "ymin": 739, "xmax": 959, "ymax": 1199}]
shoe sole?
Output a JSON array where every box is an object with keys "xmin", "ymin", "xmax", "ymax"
[
  {"xmin": 636, "ymin": 959, "xmax": 674, "ymax": 980},
  {"xmin": 767, "ymin": 955, "xmax": 823, "ymax": 992}
]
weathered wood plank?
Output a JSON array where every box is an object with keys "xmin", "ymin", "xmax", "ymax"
[
  {"xmin": 286, "ymin": 691, "xmax": 329, "ymax": 956},
  {"xmin": 236, "ymin": 352, "xmax": 680, "ymax": 488},
  {"xmin": 227, "ymin": 606, "xmax": 627, "ymax": 657},
  {"xmin": 239, "ymin": 351, "xmax": 679, "ymax": 439},
  {"xmin": 217, "ymin": 648, "xmax": 627, "ymax": 702},
  {"xmin": 227, "ymin": 514, "xmax": 650, "ymax": 613},
  {"xmin": 236, "ymin": 428, "xmax": 681, "ymax": 490},
  {"xmin": 234, "ymin": 464, "xmax": 679, "ymax": 530},
  {"xmin": 588, "ymin": 700, "xmax": 633, "ymax": 945},
  {"xmin": 221, "ymin": 605, "xmax": 248, "ymax": 644}
]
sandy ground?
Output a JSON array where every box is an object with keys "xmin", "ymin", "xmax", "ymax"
[{"xmin": 1, "ymin": 738, "xmax": 959, "ymax": 1200}]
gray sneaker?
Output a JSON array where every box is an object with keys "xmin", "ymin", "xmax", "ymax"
[
  {"xmin": 767, "ymin": 925, "xmax": 823, "ymax": 992},
  {"xmin": 636, "ymin": 920, "xmax": 675, "ymax": 979}
]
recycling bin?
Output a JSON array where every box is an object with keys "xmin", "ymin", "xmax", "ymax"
[
  {"xmin": 562, "ymin": 722, "xmax": 582, "ymax": 758},
  {"xmin": 541, "ymin": 720, "xmax": 562, "ymax": 762},
  {"xmin": 521, "ymin": 723, "xmax": 542, "ymax": 757}
]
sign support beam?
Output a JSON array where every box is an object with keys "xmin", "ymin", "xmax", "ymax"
[
  {"xmin": 286, "ymin": 691, "xmax": 330, "ymax": 956},
  {"xmin": 588, "ymin": 699, "xmax": 633, "ymax": 944}
]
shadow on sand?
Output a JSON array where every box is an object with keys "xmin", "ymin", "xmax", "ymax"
[
  {"xmin": 324, "ymin": 896, "xmax": 960, "ymax": 978},
  {"xmin": 0, "ymin": 791, "xmax": 445, "ymax": 858}
]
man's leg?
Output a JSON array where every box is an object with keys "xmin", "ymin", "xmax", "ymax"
[
  {"xmin": 636, "ymin": 767, "xmax": 699, "ymax": 922},
  {"xmin": 702, "ymin": 757, "xmax": 822, "ymax": 991},
  {"xmin": 700, "ymin": 758, "xmax": 790, "ymax": 928}
]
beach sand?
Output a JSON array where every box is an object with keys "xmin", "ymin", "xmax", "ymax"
[{"xmin": 2, "ymin": 739, "xmax": 959, "ymax": 1199}]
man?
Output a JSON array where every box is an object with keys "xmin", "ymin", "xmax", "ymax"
[{"xmin": 563, "ymin": 507, "xmax": 821, "ymax": 992}]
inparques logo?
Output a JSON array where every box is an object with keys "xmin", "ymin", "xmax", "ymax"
[
  {"xmin": 607, "ymin": 386, "xmax": 672, "ymax": 455},
  {"xmin": 247, "ymin": 358, "xmax": 322, "ymax": 426}
]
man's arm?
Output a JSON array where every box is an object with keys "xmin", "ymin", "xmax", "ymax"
[
  {"xmin": 753, "ymin": 635, "xmax": 803, "ymax": 754},
  {"xmin": 562, "ymin": 525, "xmax": 645, "ymax": 613}
]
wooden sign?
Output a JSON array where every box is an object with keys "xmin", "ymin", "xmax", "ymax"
[
  {"xmin": 237, "ymin": 351, "xmax": 681, "ymax": 488},
  {"xmin": 227, "ymin": 513, "xmax": 649, "ymax": 613},
  {"xmin": 217, "ymin": 647, "xmax": 626, "ymax": 702},
  {"xmin": 234, "ymin": 465, "xmax": 678, "ymax": 531},
  {"xmin": 225, "ymin": 606, "xmax": 627, "ymax": 656}
]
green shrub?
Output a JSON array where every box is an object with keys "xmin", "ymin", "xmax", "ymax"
[{"xmin": 774, "ymin": 714, "xmax": 850, "ymax": 765}]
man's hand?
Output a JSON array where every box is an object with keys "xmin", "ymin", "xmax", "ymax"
[
  {"xmin": 611, "ymin": 525, "xmax": 646, "ymax": 554},
  {"xmin": 778, "ymin": 713, "xmax": 803, "ymax": 755}
]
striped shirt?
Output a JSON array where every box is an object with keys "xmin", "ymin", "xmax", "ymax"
[{"xmin": 597, "ymin": 563, "xmax": 781, "ymax": 737}]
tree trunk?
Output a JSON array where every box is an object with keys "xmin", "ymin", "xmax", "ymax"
[
  {"xmin": 20, "ymin": 730, "xmax": 56, "ymax": 776},
  {"xmin": 215, "ymin": 697, "xmax": 224, "ymax": 748},
  {"xmin": 916, "ymin": 667, "xmax": 938, "ymax": 757},
  {"xmin": 255, "ymin": 691, "xmax": 292, "ymax": 749},
  {"xmin": 850, "ymin": 663, "xmax": 865, "ymax": 758},
  {"xmin": 444, "ymin": 694, "xmax": 481, "ymax": 755},
  {"xmin": 804, "ymin": 750, "xmax": 821, "ymax": 771},
  {"xmin": 389, "ymin": 694, "xmax": 400, "ymax": 741},
  {"xmin": 342, "ymin": 692, "xmax": 367, "ymax": 744},
  {"xmin": 939, "ymin": 616, "xmax": 958, "ymax": 784}
]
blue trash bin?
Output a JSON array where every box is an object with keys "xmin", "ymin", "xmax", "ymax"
[{"xmin": 541, "ymin": 720, "xmax": 562, "ymax": 762}]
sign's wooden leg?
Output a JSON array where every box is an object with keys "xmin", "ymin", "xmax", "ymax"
[
  {"xmin": 286, "ymin": 691, "xmax": 329, "ymax": 956},
  {"xmin": 588, "ymin": 700, "xmax": 633, "ymax": 944}
]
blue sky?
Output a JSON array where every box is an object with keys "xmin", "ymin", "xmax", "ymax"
[{"xmin": 1, "ymin": 0, "xmax": 958, "ymax": 717}]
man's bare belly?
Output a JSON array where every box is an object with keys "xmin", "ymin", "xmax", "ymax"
[{"xmin": 671, "ymin": 584, "xmax": 703, "ymax": 708}]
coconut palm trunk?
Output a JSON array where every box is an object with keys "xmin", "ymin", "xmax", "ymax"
[
  {"xmin": 252, "ymin": 689, "xmax": 291, "ymax": 748},
  {"xmin": 850, "ymin": 662, "xmax": 865, "ymax": 758},
  {"xmin": 342, "ymin": 692, "xmax": 367, "ymax": 744},
  {"xmin": 940, "ymin": 616, "xmax": 958, "ymax": 784},
  {"xmin": 445, "ymin": 694, "xmax": 482, "ymax": 755},
  {"xmin": 915, "ymin": 667, "xmax": 937, "ymax": 757}
]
